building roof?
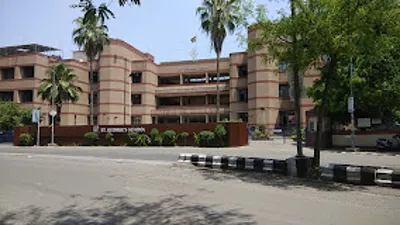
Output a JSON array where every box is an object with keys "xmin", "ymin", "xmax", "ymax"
[{"xmin": 0, "ymin": 44, "xmax": 59, "ymax": 57}]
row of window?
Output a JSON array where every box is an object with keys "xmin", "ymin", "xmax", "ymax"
[
  {"xmin": 0, "ymin": 67, "xmax": 34, "ymax": 80},
  {"xmin": 0, "ymin": 90, "xmax": 33, "ymax": 102}
]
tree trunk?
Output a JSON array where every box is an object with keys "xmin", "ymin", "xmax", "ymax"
[
  {"xmin": 291, "ymin": 0, "xmax": 303, "ymax": 157},
  {"xmin": 89, "ymin": 61, "xmax": 94, "ymax": 126},
  {"xmin": 314, "ymin": 55, "xmax": 337, "ymax": 168},
  {"xmin": 216, "ymin": 52, "xmax": 220, "ymax": 122},
  {"xmin": 56, "ymin": 104, "xmax": 62, "ymax": 125}
]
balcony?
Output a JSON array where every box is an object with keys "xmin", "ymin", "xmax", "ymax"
[
  {"xmin": 152, "ymin": 105, "xmax": 230, "ymax": 116},
  {"xmin": 155, "ymin": 82, "xmax": 229, "ymax": 96}
]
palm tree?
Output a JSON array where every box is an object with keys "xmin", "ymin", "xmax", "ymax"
[
  {"xmin": 38, "ymin": 63, "xmax": 82, "ymax": 125},
  {"xmin": 72, "ymin": 16, "xmax": 110, "ymax": 125},
  {"xmin": 197, "ymin": 0, "xmax": 240, "ymax": 122},
  {"xmin": 71, "ymin": 0, "xmax": 141, "ymax": 25}
]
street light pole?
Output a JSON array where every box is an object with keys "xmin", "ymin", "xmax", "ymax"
[
  {"xmin": 350, "ymin": 58, "xmax": 356, "ymax": 149},
  {"xmin": 51, "ymin": 70, "xmax": 55, "ymax": 145}
]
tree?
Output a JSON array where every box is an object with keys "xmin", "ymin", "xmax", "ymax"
[
  {"xmin": 247, "ymin": 1, "xmax": 317, "ymax": 157},
  {"xmin": 72, "ymin": 16, "xmax": 110, "ymax": 125},
  {"xmin": 197, "ymin": 0, "xmax": 241, "ymax": 122},
  {"xmin": 0, "ymin": 101, "xmax": 33, "ymax": 131},
  {"xmin": 71, "ymin": 0, "xmax": 141, "ymax": 25},
  {"xmin": 38, "ymin": 63, "xmax": 83, "ymax": 125}
]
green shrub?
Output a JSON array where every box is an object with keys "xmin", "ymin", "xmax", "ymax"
[
  {"xmin": 136, "ymin": 134, "xmax": 151, "ymax": 146},
  {"xmin": 214, "ymin": 124, "xmax": 227, "ymax": 146},
  {"xmin": 199, "ymin": 131, "xmax": 215, "ymax": 147},
  {"xmin": 19, "ymin": 133, "xmax": 34, "ymax": 146},
  {"xmin": 179, "ymin": 132, "xmax": 189, "ymax": 146},
  {"xmin": 162, "ymin": 130, "xmax": 177, "ymax": 146},
  {"xmin": 127, "ymin": 132, "xmax": 140, "ymax": 146},
  {"xmin": 154, "ymin": 134, "xmax": 163, "ymax": 146},
  {"xmin": 291, "ymin": 129, "xmax": 305, "ymax": 141},
  {"xmin": 193, "ymin": 132, "xmax": 200, "ymax": 146},
  {"xmin": 150, "ymin": 128, "xmax": 160, "ymax": 145},
  {"xmin": 251, "ymin": 125, "xmax": 271, "ymax": 140},
  {"xmin": 221, "ymin": 118, "xmax": 243, "ymax": 123},
  {"xmin": 127, "ymin": 132, "xmax": 150, "ymax": 146},
  {"xmin": 105, "ymin": 132, "xmax": 115, "ymax": 146},
  {"xmin": 84, "ymin": 132, "xmax": 99, "ymax": 146}
]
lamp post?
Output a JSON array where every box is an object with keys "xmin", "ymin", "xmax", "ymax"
[{"xmin": 50, "ymin": 69, "xmax": 56, "ymax": 145}]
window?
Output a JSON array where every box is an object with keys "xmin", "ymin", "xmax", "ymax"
[
  {"xmin": 238, "ymin": 112, "xmax": 248, "ymax": 122},
  {"xmin": 89, "ymin": 72, "xmax": 99, "ymax": 83},
  {"xmin": 238, "ymin": 65, "xmax": 248, "ymax": 78},
  {"xmin": 19, "ymin": 90, "xmax": 33, "ymax": 102},
  {"xmin": 208, "ymin": 73, "xmax": 230, "ymax": 82},
  {"xmin": 131, "ymin": 72, "xmax": 142, "ymax": 83},
  {"xmin": 279, "ymin": 84, "xmax": 290, "ymax": 98},
  {"xmin": 87, "ymin": 116, "xmax": 98, "ymax": 125},
  {"xmin": 88, "ymin": 92, "xmax": 98, "ymax": 105},
  {"xmin": 131, "ymin": 116, "xmax": 142, "ymax": 125},
  {"xmin": 1, "ymin": 68, "xmax": 15, "ymax": 80},
  {"xmin": 0, "ymin": 92, "xmax": 13, "ymax": 101},
  {"xmin": 131, "ymin": 94, "xmax": 142, "ymax": 105},
  {"xmin": 238, "ymin": 89, "xmax": 248, "ymax": 102},
  {"xmin": 21, "ymin": 66, "xmax": 34, "ymax": 78}
]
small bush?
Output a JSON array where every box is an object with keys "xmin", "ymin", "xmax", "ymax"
[
  {"xmin": 127, "ymin": 132, "xmax": 150, "ymax": 146},
  {"xmin": 193, "ymin": 132, "xmax": 200, "ymax": 146},
  {"xmin": 19, "ymin": 133, "xmax": 34, "ymax": 146},
  {"xmin": 136, "ymin": 134, "xmax": 151, "ymax": 146},
  {"xmin": 251, "ymin": 125, "xmax": 271, "ymax": 140},
  {"xmin": 179, "ymin": 132, "xmax": 189, "ymax": 146},
  {"xmin": 127, "ymin": 132, "xmax": 140, "ymax": 146},
  {"xmin": 84, "ymin": 132, "xmax": 99, "ymax": 146},
  {"xmin": 105, "ymin": 132, "xmax": 115, "ymax": 146},
  {"xmin": 291, "ymin": 129, "xmax": 305, "ymax": 141},
  {"xmin": 214, "ymin": 124, "xmax": 227, "ymax": 146},
  {"xmin": 162, "ymin": 130, "xmax": 177, "ymax": 146},
  {"xmin": 154, "ymin": 134, "xmax": 163, "ymax": 146},
  {"xmin": 199, "ymin": 131, "xmax": 215, "ymax": 147},
  {"xmin": 150, "ymin": 128, "xmax": 160, "ymax": 146}
]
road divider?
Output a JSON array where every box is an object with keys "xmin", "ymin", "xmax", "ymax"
[{"xmin": 178, "ymin": 153, "xmax": 399, "ymax": 188}]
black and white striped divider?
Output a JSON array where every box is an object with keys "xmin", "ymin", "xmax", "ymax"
[
  {"xmin": 286, "ymin": 157, "xmax": 313, "ymax": 178},
  {"xmin": 375, "ymin": 168, "xmax": 400, "ymax": 188},
  {"xmin": 320, "ymin": 164, "xmax": 377, "ymax": 185},
  {"xmin": 178, "ymin": 153, "xmax": 287, "ymax": 175}
]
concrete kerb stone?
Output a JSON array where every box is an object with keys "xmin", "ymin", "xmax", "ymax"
[{"xmin": 178, "ymin": 153, "xmax": 399, "ymax": 188}]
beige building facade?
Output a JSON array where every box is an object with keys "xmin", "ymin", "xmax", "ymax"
[{"xmin": 0, "ymin": 33, "xmax": 320, "ymax": 128}]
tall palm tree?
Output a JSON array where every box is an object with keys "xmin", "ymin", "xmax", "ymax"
[
  {"xmin": 38, "ymin": 63, "xmax": 82, "ymax": 125},
  {"xmin": 71, "ymin": 0, "xmax": 141, "ymax": 25},
  {"xmin": 72, "ymin": 16, "xmax": 110, "ymax": 125},
  {"xmin": 197, "ymin": 0, "xmax": 240, "ymax": 122}
]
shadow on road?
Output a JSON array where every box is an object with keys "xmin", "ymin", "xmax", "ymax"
[
  {"xmin": 195, "ymin": 168, "xmax": 367, "ymax": 192},
  {"xmin": 0, "ymin": 194, "xmax": 255, "ymax": 225}
]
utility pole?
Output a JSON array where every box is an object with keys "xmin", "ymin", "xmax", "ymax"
[
  {"xmin": 50, "ymin": 69, "xmax": 56, "ymax": 145},
  {"xmin": 349, "ymin": 58, "xmax": 356, "ymax": 150}
]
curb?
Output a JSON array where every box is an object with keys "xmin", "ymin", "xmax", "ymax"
[{"xmin": 178, "ymin": 153, "xmax": 399, "ymax": 188}]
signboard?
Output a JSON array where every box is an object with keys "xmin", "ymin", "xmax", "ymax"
[
  {"xmin": 348, "ymin": 97, "xmax": 354, "ymax": 113},
  {"xmin": 32, "ymin": 109, "xmax": 40, "ymax": 123},
  {"xmin": 49, "ymin": 110, "xmax": 57, "ymax": 117},
  {"xmin": 100, "ymin": 127, "xmax": 146, "ymax": 133},
  {"xmin": 357, "ymin": 118, "xmax": 371, "ymax": 128}
]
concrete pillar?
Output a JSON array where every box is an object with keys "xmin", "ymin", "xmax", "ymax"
[
  {"xmin": 205, "ymin": 95, "xmax": 208, "ymax": 105},
  {"xmin": 180, "ymin": 115, "xmax": 183, "ymax": 124},
  {"xmin": 14, "ymin": 91, "xmax": 19, "ymax": 103},
  {"xmin": 180, "ymin": 74, "xmax": 183, "ymax": 84},
  {"xmin": 180, "ymin": 96, "xmax": 183, "ymax": 106},
  {"xmin": 15, "ymin": 66, "xmax": 21, "ymax": 79},
  {"xmin": 205, "ymin": 72, "xmax": 209, "ymax": 83},
  {"xmin": 205, "ymin": 115, "xmax": 209, "ymax": 123}
]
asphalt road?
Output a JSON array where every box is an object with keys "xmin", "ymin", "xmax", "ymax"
[
  {"xmin": 0, "ymin": 140, "xmax": 399, "ymax": 168},
  {"xmin": 0, "ymin": 153, "xmax": 399, "ymax": 225}
]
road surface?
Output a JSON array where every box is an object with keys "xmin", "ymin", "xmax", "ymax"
[
  {"xmin": 0, "ymin": 152, "xmax": 399, "ymax": 225},
  {"xmin": 0, "ymin": 140, "xmax": 399, "ymax": 168}
]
